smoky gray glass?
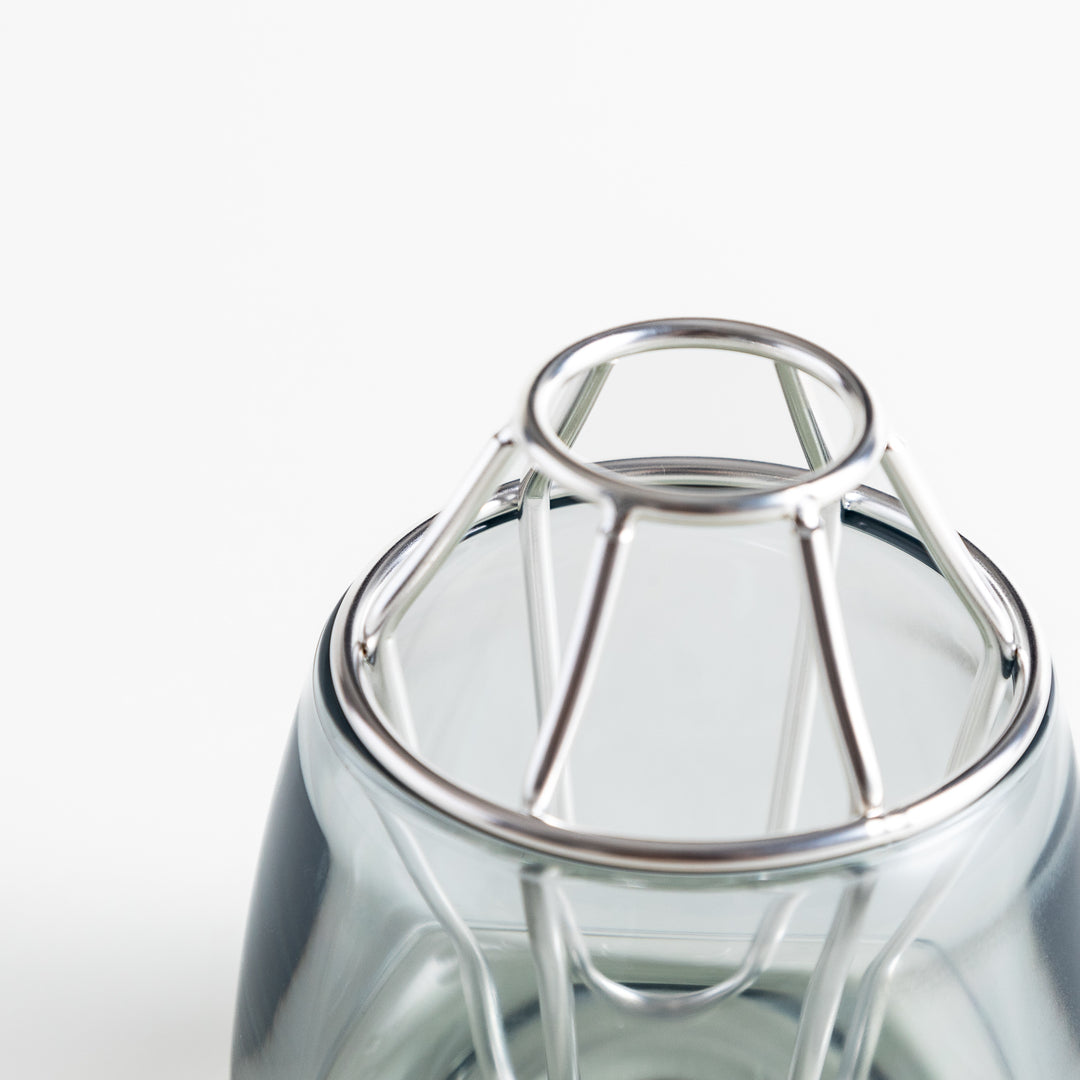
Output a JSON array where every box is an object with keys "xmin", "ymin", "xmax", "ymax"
[{"xmin": 233, "ymin": 494, "xmax": 1079, "ymax": 1080}]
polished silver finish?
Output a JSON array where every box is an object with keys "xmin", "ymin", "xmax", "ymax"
[
  {"xmin": 775, "ymin": 361, "xmax": 830, "ymax": 471},
  {"xmin": 521, "ymin": 869, "xmax": 579, "ymax": 1080},
  {"xmin": 331, "ymin": 319, "xmax": 1049, "ymax": 877},
  {"xmin": 881, "ymin": 438, "xmax": 1018, "ymax": 782},
  {"xmin": 518, "ymin": 486, "xmax": 567, "ymax": 816},
  {"xmin": 837, "ymin": 857, "xmax": 966, "ymax": 1080},
  {"xmin": 373, "ymin": 652, "xmax": 516, "ymax": 1080},
  {"xmin": 771, "ymin": 363, "xmax": 840, "ymax": 836},
  {"xmin": 518, "ymin": 364, "xmax": 610, "ymax": 823},
  {"xmin": 881, "ymin": 439, "xmax": 1015, "ymax": 663},
  {"xmin": 523, "ymin": 508, "xmax": 634, "ymax": 818},
  {"xmin": 360, "ymin": 431, "xmax": 516, "ymax": 660},
  {"xmin": 788, "ymin": 879, "xmax": 875, "ymax": 1080},
  {"xmin": 322, "ymin": 317, "xmax": 1055, "ymax": 1080},
  {"xmin": 562, "ymin": 890, "xmax": 800, "ymax": 1017},
  {"xmin": 333, "ymin": 471, "xmax": 1045, "ymax": 875},
  {"xmin": 794, "ymin": 502, "xmax": 884, "ymax": 818},
  {"xmin": 377, "ymin": 809, "xmax": 517, "ymax": 1080},
  {"xmin": 520, "ymin": 320, "xmax": 885, "ymax": 523}
]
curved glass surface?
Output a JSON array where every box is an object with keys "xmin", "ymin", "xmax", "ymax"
[{"xmin": 233, "ymin": 502, "xmax": 1078, "ymax": 1080}]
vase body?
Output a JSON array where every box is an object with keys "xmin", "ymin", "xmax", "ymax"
[{"xmin": 233, "ymin": 497, "xmax": 1080, "ymax": 1079}]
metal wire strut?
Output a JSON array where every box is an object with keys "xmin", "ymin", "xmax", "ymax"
[{"xmin": 330, "ymin": 318, "xmax": 1041, "ymax": 1080}]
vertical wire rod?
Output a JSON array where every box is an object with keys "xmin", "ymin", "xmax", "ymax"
[
  {"xmin": 769, "ymin": 613, "xmax": 822, "ymax": 833},
  {"xmin": 836, "ymin": 857, "xmax": 967, "ymax": 1080},
  {"xmin": 379, "ymin": 811, "xmax": 519, "ymax": 1080},
  {"xmin": 771, "ymin": 497, "xmax": 842, "ymax": 832},
  {"xmin": 519, "ymin": 487, "xmax": 574, "ymax": 820},
  {"xmin": 521, "ymin": 870, "xmax": 581, "ymax": 1080},
  {"xmin": 795, "ymin": 503, "xmax": 885, "ymax": 819},
  {"xmin": 881, "ymin": 440, "xmax": 1016, "ymax": 663},
  {"xmin": 373, "ymin": 649, "xmax": 518, "ymax": 1080},
  {"xmin": 787, "ymin": 878, "xmax": 876, "ymax": 1080},
  {"xmin": 771, "ymin": 362, "xmax": 838, "ymax": 834},
  {"xmin": 775, "ymin": 362, "xmax": 830, "ymax": 472},
  {"xmin": 947, "ymin": 651, "xmax": 1009, "ymax": 777},
  {"xmin": 523, "ymin": 506, "xmax": 635, "ymax": 818},
  {"xmin": 517, "ymin": 364, "xmax": 611, "ymax": 823},
  {"xmin": 772, "ymin": 357, "xmax": 874, "ymax": 1069},
  {"xmin": 517, "ymin": 362, "xmax": 612, "ymax": 509},
  {"xmin": 361, "ymin": 432, "xmax": 517, "ymax": 658}
]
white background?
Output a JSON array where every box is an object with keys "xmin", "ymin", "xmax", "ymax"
[{"xmin": 2, "ymin": 4, "xmax": 1078, "ymax": 1078}]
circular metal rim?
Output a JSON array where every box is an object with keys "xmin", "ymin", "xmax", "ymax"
[
  {"xmin": 329, "ymin": 460, "xmax": 1051, "ymax": 875},
  {"xmin": 519, "ymin": 319, "xmax": 886, "ymax": 523}
]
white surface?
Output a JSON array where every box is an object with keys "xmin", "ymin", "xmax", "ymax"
[{"xmin": 2, "ymin": 4, "xmax": 1078, "ymax": 1078}]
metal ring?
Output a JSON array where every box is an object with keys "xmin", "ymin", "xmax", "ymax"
[
  {"xmin": 519, "ymin": 319, "xmax": 885, "ymax": 523},
  {"xmin": 329, "ymin": 461, "xmax": 1051, "ymax": 875}
]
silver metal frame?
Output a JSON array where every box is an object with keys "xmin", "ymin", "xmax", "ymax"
[
  {"xmin": 330, "ymin": 318, "xmax": 1048, "ymax": 876},
  {"xmin": 519, "ymin": 319, "xmax": 883, "ymax": 523}
]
